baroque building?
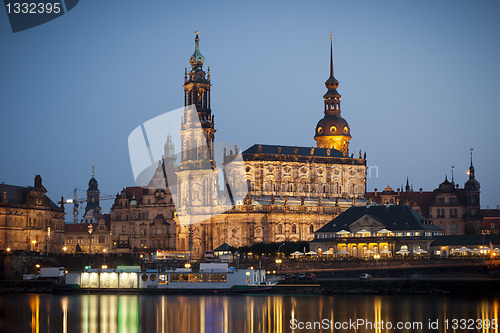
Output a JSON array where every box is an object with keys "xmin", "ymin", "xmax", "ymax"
[
  {"xmin": 366, "ymin": 154, "xmax": 481, "ymax": 235},
  {"xmin": 0, "ymin": 175, "xmax": 65, "ymax": 252},
  {"xmin": 109, "ymin": 186, "xmax": 176, "ymax": 252},
  {"xmin": 174, "ymin": 32, "xmax": 367, "ymax": 258},
  {"xmin": 310, "ymin": 204, "xmax": 444, "ymax": 258},
  {"xmin": 64, "ymin": 214, "xmax": 111, "ymax": 254}
]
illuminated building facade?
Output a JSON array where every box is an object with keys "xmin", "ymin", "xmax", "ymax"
[
  {"xmin": 0, "ymin": 175, "xmax": 65, "ymax": 252},
  {"xmin": 174, "ymin": 32, "xmax": 367, "ymax": 258},
  {"xmin": 109, "ymin": 186, "xmax": 176, "ymax": 252},
  {"xmin": 64, "ymin": 215, "xmax": 111, "ymax": 254},
  {"xmin": 310, "ymin": 204, "xmax": 444, "ymax": 257}
]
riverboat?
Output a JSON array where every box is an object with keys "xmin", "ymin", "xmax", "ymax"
[{"xmin": 57, "ymin": 263, "xmax": 272, "ymax": 294}]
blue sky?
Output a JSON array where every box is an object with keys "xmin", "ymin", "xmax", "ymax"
[{"xmin": 1, "ymin": 0, "xmax": 499, "ymax": 218}]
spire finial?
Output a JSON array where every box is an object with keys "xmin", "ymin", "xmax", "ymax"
[
  {"xmin": 451, "ymin": 166, "xmax": 455, "ymax": 183},
  {"xmin": 330, "ymin": 32, "xmax": 334, "ymax": 78},
  {"xmin": 470, "ymin": 148, "xmax": 474, "ymax": 166},
  {"xmin": 91, "ymin": 163, "xmax": 95, "ymax": 178}
]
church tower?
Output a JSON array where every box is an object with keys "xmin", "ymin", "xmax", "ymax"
[
  {"xmin": 176, "ymin": 31, "xmax": 220, "ymax": 257},
  {"xmin": 179, "ymin": 30, "xmax": 216, "ymax": 171},
  {"xmin": 314, "ymin": 35, "xmax": 351, "ymax": 156},
  {"xmin": 85, "ymin": 163, "xmax": 101, "ymax": 214}
]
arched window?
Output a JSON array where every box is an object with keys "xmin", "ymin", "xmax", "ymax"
[
  {"xmin": 277, "ymin": 224, "xmax": 283, "ymax": 234},
  {"xmin": 291, "ymin": 224, "xmax": 297, "ymax": 234},
  {"xmin": 348, "ymin": 184, "xmax": 354, "ymax": 194},
  {"xmin": 309, "ymin": 225, "xmax": 314, "ymax": 234}
]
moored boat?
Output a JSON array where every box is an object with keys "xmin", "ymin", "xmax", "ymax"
[{"xmin": 56, "ymin": 263, "xmax": 272, "ymax": 294}]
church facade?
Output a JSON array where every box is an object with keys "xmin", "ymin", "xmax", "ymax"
[{"xmin": 174, "ymin": 32, "xmax": 368, "ymax": 258}]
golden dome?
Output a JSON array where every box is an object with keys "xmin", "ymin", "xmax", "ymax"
[{"xmin": 315, "ymin": 115, "xmax": 350, "ymax": 138}]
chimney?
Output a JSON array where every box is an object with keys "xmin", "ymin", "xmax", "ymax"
[
  {"xmin": 34, "ymin": 175, "xmax": 42, "ymax": 188},
  {"xmin": 374, "ymin": 188, "xmax": 378, "ymax": 196}
]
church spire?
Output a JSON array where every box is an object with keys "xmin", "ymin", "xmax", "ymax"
[
  {"xmin": 189, "ymin": 29, "xmax": 205, "ymax": 73},
  {"xmin": 468, "ymin": 148, "xmax": 475, "ymax": 179},
  {"xmin": 91, "ymin": 163, "xmax": 95, "ymax": 178},
  {"xmin": 329, "ymin": 32, "xmax": 334, "ymax": 78}
]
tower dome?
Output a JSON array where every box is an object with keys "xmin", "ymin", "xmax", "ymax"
[
  {"xmin": 314, "ymin": 35, "xmax": 351, "ymax": 156},
  {"xmin": 189, "ymin": 31, "xmax": 205, "ymax": 71}
]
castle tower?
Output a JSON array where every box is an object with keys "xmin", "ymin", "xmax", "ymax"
[
  {"xmin": 314, "ymin": 34, "xmax": 351, "ymax": 156},
  {"xmin": 85, "ymin": 163, "xmax": 101, "ymax": 214},
  {"xmin": 464, "ymin": 149, "xmax": 480, "ymax": 216}
]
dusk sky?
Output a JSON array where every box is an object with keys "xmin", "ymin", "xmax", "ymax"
[{"xmin": 1, "ymin": 0, "xmax": 499, "ymax": 219}]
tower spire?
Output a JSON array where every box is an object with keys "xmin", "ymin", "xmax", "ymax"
[
  {"xmin": 330, "ymin": 31, "xmax": 334, "ymax": 78},
  {"xmin": 314, "ymin": 32, "xmax": 351, "ymax": 156},
  {"xmin": 468, "ymin": 148, "xmax": 475, "ymax": 178},
  {"xmin": 189, "ymin": 28, "xmax": 205, "ymax": 72},
  {"xmin": 91, "ymin": 163, "xmax": 95, "ymax": 178}
]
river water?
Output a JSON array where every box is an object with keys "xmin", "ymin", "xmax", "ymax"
[{"xmin": 0, "ymin": 294, "xmax": 498, "ymax": 333}]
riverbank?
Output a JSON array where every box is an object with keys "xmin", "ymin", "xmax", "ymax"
[{"xmin": 2, "ymin": 276, "xmax": 500, "ymax": 295}]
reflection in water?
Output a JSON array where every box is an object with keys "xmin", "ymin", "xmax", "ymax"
[{"xmin": 0, "ymin": 294, "xmax": 498, "ymax": 332}]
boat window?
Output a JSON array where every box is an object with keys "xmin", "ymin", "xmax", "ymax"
[
  {"xmin": 141, "ymin": 274, "xmax": 148, "ymax": 282},
  {"xmin": 150, "ymin": 274, "xmax": 156, "ymax": 281},
  {"xmin": 169, "ymin": 273, "xmax": 227, "ymax": 283}
]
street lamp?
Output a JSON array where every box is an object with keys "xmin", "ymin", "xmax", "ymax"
[
  {"xmin": 31, "ymin": 240, "xmax": 37, "ymax": 252},
  {"xmin": 6, "ymin": 247, "xmax": 11, "ymax": 253},
  {"xmin": 277, "ymin": 242, "xmax": 285, "ymax": 256},
  {"xmin": 184, "ymin": 263, "xmax": 191, "ymax": 269},
  {"xmin": 103, "ymin": 248, "xmax": 107, "ymax": 266},
  {"xmin": 63, "ymin": 246, "xmax": 67, "ymax": 253},
  {"xmin": 275, "ymin": 258, "xmax": 282, "ymax": 273},
  {"xmin": 276, "ymin": 242, "xmax": 285, "ymax": 272}
]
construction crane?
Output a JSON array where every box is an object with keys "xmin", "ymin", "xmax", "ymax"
[{"xmin": 59, "ymin": 188, "xmax": 116, "ymax": 223}]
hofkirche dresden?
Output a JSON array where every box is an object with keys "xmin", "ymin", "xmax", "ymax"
[{"xmin": 170, "ymin": 31, "xmax": 368, "ymax": 258}]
